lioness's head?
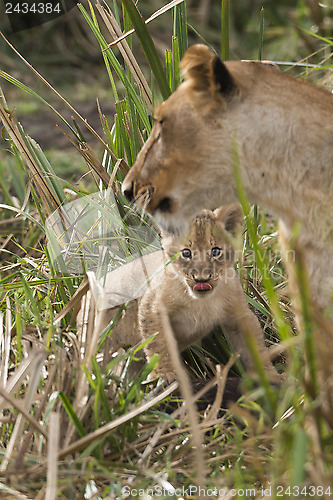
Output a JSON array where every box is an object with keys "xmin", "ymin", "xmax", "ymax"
[
  {"xmin": 162, "ymin": 205, "xmax": 242, "ymax": 298},
  {"xmin": 122, "ymin": 44, "xmax": 280, "ymax": 233},
  {"xmin": 122, "ymin": 44, "xmax": 238, "ymax": 233}
]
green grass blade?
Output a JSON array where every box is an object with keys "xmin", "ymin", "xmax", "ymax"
[
  {"xmin": 172, "ymin": 37, "xmax": 181, "ymax": 90},
  {"xmin": 165, "ymin": 49, "xmax": 173, "ymax": 91},
  {"xmin": 173, "ymin": 1, "xmax": 188, "ymax": 59},
  {"xmin": 221, "ymin": 0, "xmax": 229, "ymax": 60},
  {"xmin": 232, "ymin": 139, "xmax": 290, "ymax": 342},
  {"xmin": 0, "ymin": 204, "xmax": 44, "ymax": 231},
  {"xmin": 15, "ymin": 295, "xmax": 23, "ymax": 363},
  {"xmin": 92, "ymin": 357, "xmax": 112, "ymax": 423},
  {"xmin": 122, "ymin": 0, "xmax": 171, "ymax": 100},
  {"xmin": 0, "ymin": 276, "xmax": 79, "ymax": 292},
  {"xmin": 59, "ymin": 392, "xmax": 87, "ymax": 438},
  {"xmin": 0, "ymin": 166, "xmax": 15, "ymax": 205},
  {"xmin": 0, "ymin": 71, "xmax": 80, "ymax": 140},
  {"xmin": 301, "ymin": 28, "xmax": 333, "ymax": 46},
  {"xmin": 115, "ymin": 101, "xmax": 132, "ymax": 163},
  {"xmin": 292, "ymin": 237, "xmax": 318, "ymax": 397},
  {"xmin": 112, "ymin": 0, "xmax": 121, "ymax": 26},
  {"xmin": 78, "ymin": 2, "xmax": 151, "ymax": 134},
  {"xmin": 258, "ymin": 7, "xmax": 264, "ymax": 61},
  {"xmin": 186, "ymin": 25, "xmax": 218, "ymax": 54},
  {"xmin": 291, "ymin": 428, "xmax": 308, "ymax": 486},
  {"xmin": 125, "ymin": 353, "xmax": 160, "ymax": 404},
  {"xmin": 29, "ymin": 138, "xmax": 68, "ymax": 208},
  {"xmin": 87, "ymin": 0, "xmax": 119, "ymax": 102},
  {"xmin": 125, "ymin": 90, "xmax": 142, "ymax": 158},
  {"xmin": 19, "ymin": 273, "xmax": 44, "ymax": 333}
]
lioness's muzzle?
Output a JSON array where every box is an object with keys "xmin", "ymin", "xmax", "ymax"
[
  {"xmin": 122, "ymin": 181, "xmax": 155, "ymax": 210},
  {"xmin": 122, "ymin": 180, "xmax": 135, "ymax": 202}
]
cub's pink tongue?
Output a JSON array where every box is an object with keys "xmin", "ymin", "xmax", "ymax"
[{"xmin": 193, "ymin": 282, "xmax": 212, "ymax": 292}]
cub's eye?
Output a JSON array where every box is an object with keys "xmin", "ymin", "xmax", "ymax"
[
  {"xmin": 180, "ymin": 248, "xmax": 192, "ymax": 260},
  {"xmin": 211, "ymin": 247, "xmax": 222, "ymax": 259}
]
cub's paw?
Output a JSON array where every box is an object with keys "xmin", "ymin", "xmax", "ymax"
[
  {"xmin": 145, "ymin": 365, "xmax": 177, "ymax": 385},
  {"xmin": 152, "ymin": 369, "xmax": 177, "ymax": 385},
  {"xmin": 144, "ymin": 352, "xmax": 177, "ymax": 384},
  {"xmin": 161, "ymin": 371, "xmax": 178, "ymax": 384}
]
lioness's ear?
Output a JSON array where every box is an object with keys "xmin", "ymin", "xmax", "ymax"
[
  {"xmin": 180, "ymin": 44, "xmax": 235, "ymax": 96},
  {"xmin": 214, "ymin": 204, "xmax": 243, "ymax": 233}
]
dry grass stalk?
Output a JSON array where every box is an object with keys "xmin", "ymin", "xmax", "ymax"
[
  {"xmin": 62, "ymin": 289, "xmax": 96, "ymax": 448},
  {"xmin": 105, "ymin": 0, "xmax": 185, "ymax": 48},
  {"xmin": 54, "ymin": 276, "xmax": 89, "ymax": 326},
  {"xmin": 0, "ymin": 102, "xmax": 60, "ymax": 215},
  {"xmin": 1, "ymin": 33, "xmax": 116, "ymax": 159},
  {"xmin": 14, "ymin": 364, "xmax": 58, "ymax": 471},
  {"xmin": 58, "ymin": 381, "xmax": 178, "ymax": 459},
  {"xmin": 205, "ymin": 358, "xmax": 236, "ymax": 422},
  {"xmin": 138, "ymin": 373, "xmax": 229, "ymax": 467},
  {"xmin": 55, "ymin": 124, "xmax": 112, "ymax": 187},
  {"xmin": 159, "ymin": 303, "xmax": 207, "ymax": 490},
  {"xmin": 96, "ymin": 1, "xmax": 152, "ymax": 110},
  {"xmin": 0, "ymin": 297, "xmax": 11, "ymax": 387},
  {"xmin": 0, "ymin": 482, "xmax": 30, "ymax": 499},
  {"xmin": 0, "ymin": 385, "xmax": 47, "ymax": 441},
  {"xmin": 78, "ymin": 142, "xmax": 111, "ymax": 187},
  {"xmin": 0, "ymin": 347, "xmax": 46, "ymax": 411},
  {"xmin": 0, "ymin": 349, "xmax": 47, "ymax": 471},
  {"xmin": 45, "ymin": 412, "xmax": 60, "ymax": 500}
]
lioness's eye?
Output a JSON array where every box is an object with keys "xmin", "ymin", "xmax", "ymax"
[
  {"xmin": 211, "ymin": 247, "xmax": 222, "ymax": 259},
  {"xmin": 181, "ymin": 248, "xmax": 192, "ymax": 260}
]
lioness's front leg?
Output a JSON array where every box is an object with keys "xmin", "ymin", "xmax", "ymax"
[{"xmin": 138, "ymin": 290, "xmax": 177, "ymax": 382}]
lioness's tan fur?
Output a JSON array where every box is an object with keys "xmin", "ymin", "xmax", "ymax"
[{"xmin": 90, "ymin": 207, "xmax": 276, "ymax": 382}]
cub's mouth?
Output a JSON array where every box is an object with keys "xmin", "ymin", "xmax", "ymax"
[{"xmin": 192, "ymin": 282, "xmax": 213, "ymax": 293}]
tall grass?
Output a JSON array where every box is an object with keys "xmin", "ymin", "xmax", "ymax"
[{"xmin": 0, "ymin": 0, "xmax": 333, "ymax": 497}]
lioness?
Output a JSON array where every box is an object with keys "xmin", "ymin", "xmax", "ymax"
[
  {"xmin": 97, "ymin": 206, "xmax": 276, "ymax": 382},
  {"xmin": 122, "ymin": 44, "xmax": 333, "ymax": 314}
]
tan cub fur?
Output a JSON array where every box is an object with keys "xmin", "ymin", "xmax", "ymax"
[
  {"xmin": 122, "ymin": 44, "xmax": 333, "ymax": 315},
  {"xmin": 97, "ymin": 206, "xmax": 276, "ymax": 382}
]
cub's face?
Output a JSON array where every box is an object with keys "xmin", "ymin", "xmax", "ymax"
[{"xmin": 162, "ymin": 206, "xmax": 242, "ymax": 298}]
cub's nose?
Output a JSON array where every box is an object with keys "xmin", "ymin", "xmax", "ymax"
[
  {"xmin": 122, "ymin": 180, "xmax": 134, "ymax": 202},
  {"xmin": 192, "ymin": 272, "xmax": 212, "ymax": 282}
]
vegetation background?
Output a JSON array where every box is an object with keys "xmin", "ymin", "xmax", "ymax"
[{"xmin": 0, "ymin": 0, "xmax": 332, "ymax": 498}]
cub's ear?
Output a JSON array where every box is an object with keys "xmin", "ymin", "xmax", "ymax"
[
  {"xmin": 214, "ymin": 204, "xmax": 243, "ymax": 234},
  {"xmin": 180, "ymin": 44, "xmax": 235, "ymax": 96}
]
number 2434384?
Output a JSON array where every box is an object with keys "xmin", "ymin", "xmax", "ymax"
[{"xmin": 5, "ymin": 3, "xmax": 62, "ymax": 14}]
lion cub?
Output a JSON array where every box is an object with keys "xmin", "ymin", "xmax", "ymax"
[{"xmin": 97, "ymin": 206, "xmax": 276, "ymax": 381}]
